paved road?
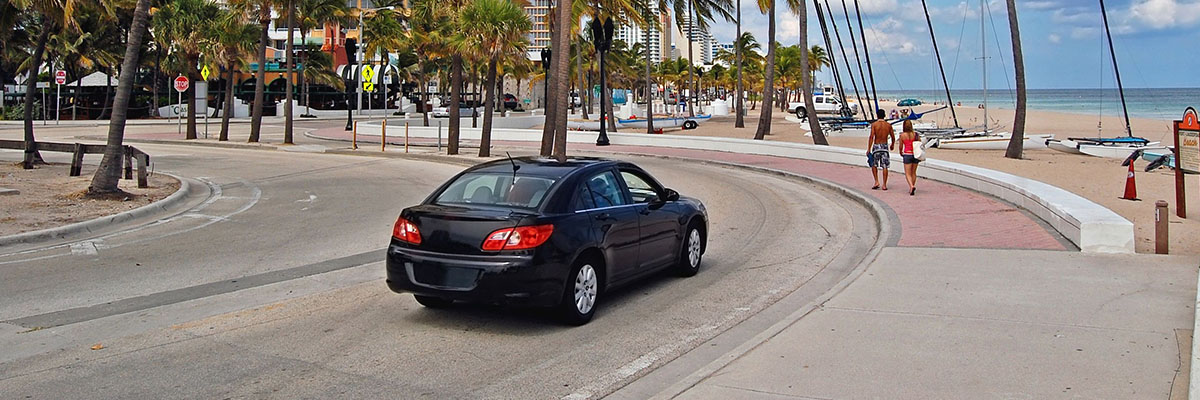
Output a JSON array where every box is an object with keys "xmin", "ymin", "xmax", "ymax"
[{"xmin": 0, "ymin": 128, "xmax": 879, "ymax": 398}]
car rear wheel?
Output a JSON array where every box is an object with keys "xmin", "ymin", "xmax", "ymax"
[
  {"xmin": 675, "ymin": 223, "xmax": 704, "ymax": 277},
  {"xmin": 683, "ymin": 120, "xmax": 698, "ymax": 130},
  {"xmin": 413, "ymin": 294, "xmax": 453, "ymax": 308},
  {"xmin": 559, "ymin": 261, "xmax": 599, "ymax": 325},
  {"xmin": 795, "ymin": 107, "xmax": 806, "ymax": 117}
]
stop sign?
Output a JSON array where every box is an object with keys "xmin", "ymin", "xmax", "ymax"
[
  {"xmin": 174, "ymin": 76, "xmax": 190, "ymax": 92},
  {"xmin": 54, "ymin": 70, "xmax": 66, "ymax": 85}
]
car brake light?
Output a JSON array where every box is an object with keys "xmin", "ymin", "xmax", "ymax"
[
  {"xmin": 392, "ymin": 217, "xmax": 422, "ymax": 245},
  {"xmin": 482, "ymin": 224, "xmax": 554, "ymax": 251}
]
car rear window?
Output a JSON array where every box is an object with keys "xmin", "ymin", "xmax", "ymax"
[{"xmin": 435, "ymin": 173, "xmax": 556, "ymax": 210}]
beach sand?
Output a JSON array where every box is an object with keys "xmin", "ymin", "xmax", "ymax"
[{"xmin": 607, "ymin": 100, "xmax": 1196, "ymax": 254}]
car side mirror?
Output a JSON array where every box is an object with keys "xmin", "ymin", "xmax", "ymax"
[{"xmin": 663, "ymin": 188, "xmax": 680, "ymax": 202}]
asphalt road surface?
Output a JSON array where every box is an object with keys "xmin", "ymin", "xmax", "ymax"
[{"xmin": 0, "ymin": 129, "xmax": 878, "ymax": 399}]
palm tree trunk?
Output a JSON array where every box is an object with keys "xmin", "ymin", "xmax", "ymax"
[
  {"xmin": 249, "ymin": 9, "xmax": 269, "ymax": 143},
  {"xmin": 686, "ymin": 1, "xmax": 696, "ymax": 117},
  {"xmin": 1004, "ymin": 0, "xmax": 1026, "ymax": 159},
  {"xmin": 480, "ymin": 57, "xmax": 497, "ymax": 157},
  {"xmin": 497, "ymin": 72, "xmax": 506, "ymax": 118},
  {"xmin": 89, "ymin": 0, "xmax": 151, "ymax": 193},
  {"xmin": 420, "ymin": 71, "xmax": 430, "ymax": 126},
  {"xmin": 186, "ymin": 55, "xmax": 199, "ymax": 140},
  {"xmin": 471, "ymin": 68, "xmax": 479, "ymax": 128},
  {"xmin": 99, "ymin": 72, "xmax": 113, "ymax": 120},
  {"xmin": 21, "ymin": 18, "xmax": 51, "ymax": 169},
  {"xmin": 644, "ymin": 21, "xmax": 655, "ymax": 134},
  {"xmin": 799, "ymin": 0, "xmax": 827, "ymax": 145},
  {"xmin": 300, "ymin": 30, "xmax": 309, "ymax": 116},
  {"xmin": 448, "ymin": 54, "xmax": 462, "ymax": 154},
  {"xmin": 550, "ymin": 0, "xmax": 571, "ymax": 160},
  {"xmin": 221, "ymin": 65, "xmax": 234, "ymax": 141},
  {"xmin": 151, "ymin": 48, "xmax": 161, "ymax": 118},
  {"xmin": 284, "ymin": 0, "xmax": 295, "ymax": 144},
  {"xmin": 754, "ymin": 0, "xmax": 776, "ymax": 140}
]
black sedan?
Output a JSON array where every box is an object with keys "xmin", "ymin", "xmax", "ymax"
[{"xmin": 386, "ymin": 157, "xmax": 708, "ymax": 325}]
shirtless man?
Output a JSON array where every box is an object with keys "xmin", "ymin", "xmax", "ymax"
[{"xmin": 867, "ymin": 109, "xmax": 895, "ymax": 190}]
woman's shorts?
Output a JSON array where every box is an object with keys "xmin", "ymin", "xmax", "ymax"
[{"xmin": 902, "ymin": 154, "xmax": 920, "ymax": 164}]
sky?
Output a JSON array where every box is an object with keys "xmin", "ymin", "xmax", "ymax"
[{"xmin": 702, "ymin": 0, "xmax": 1200, "ymax": 90}]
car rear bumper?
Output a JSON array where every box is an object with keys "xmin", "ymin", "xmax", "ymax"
[{"xmin": 385, "ymin": 245, "xmax": 565, "ymax": 307}]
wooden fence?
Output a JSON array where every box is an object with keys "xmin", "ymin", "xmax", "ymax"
[{"xmin": 0, "ymin": 140, "xmax": 151, "ymax": 188}]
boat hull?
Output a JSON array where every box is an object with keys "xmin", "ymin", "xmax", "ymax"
[
  {"xmin": 1077, "ymin": 142, "xmax": 1164, "ymax": 159},
  {"xmin": 933, "ymin": 133, "xmax": 1052, "ymax": 150},
  {"xmin": 617, "ymin": 114, "xmax": 711, "ymax": 129},
  {"xmin": 566, "ymin": 119, "xmax": 624, "ymax": 131},
  {"xmin": 1046, "ymin": 139, "xmax": 1085, "ymax": 155}
]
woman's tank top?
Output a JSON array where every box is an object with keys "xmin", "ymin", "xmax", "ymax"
[{"xmin": 901, "ymin": 133, "xmax": 916, "ymax": 155}]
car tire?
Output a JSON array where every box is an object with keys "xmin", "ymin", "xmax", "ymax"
[
  {"xmin": 683, "ymin": 120, "xmax": 698, "ymax": 130},
  {"xmin": 558, "ymin": 259, "xmax": 600, "ymax": 325},
  {"xmin": 795, "ymin": 107, "xmax": 806, "ymax": 117},
  {"xmin": 413, "ymin": 294, "xmax": 453, "ymax": 308},
  {"xmin": 675, "ymin": 222, "xmax": 704, "ymax": 277}
]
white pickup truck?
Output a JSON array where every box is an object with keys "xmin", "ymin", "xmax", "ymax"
[{"xmin": 789, "ymin": 95, "xmax": 857, "ymax": 117}]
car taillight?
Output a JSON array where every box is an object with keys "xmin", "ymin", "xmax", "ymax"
[
  {"xmin": 392, "ymin": 217, "xmax": 422, "ymax": 245},
  {"xmin": 482, "ymin": 224, "xmax": 554, "ymax": 251}
]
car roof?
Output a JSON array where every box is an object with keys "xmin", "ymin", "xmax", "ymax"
[{"xmin": 466, "ymin": 156, "xmax": 621, "ymax": 179}]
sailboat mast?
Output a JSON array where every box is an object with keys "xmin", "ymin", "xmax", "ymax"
[
  {"xmin": 853, "ymin": 0, "xmax": 880, "ymax": 114},
  {"xmin": 814, "ymin": 1, "xmax": 846, "ymax": 110},
  {"xmin": 1099, "ymin": 0, "xmax": 1133, "ymax": 137},
  {"xmin": 921, "ymin": 0, "xmax": 958, "ymax": 128},
  {"xmin": 981, "ymin": 0, "xmax": 988, "ymax": 133},
  {"xmin": 839, "ymin": 0, "xmax": 869, "ymax": 118}
]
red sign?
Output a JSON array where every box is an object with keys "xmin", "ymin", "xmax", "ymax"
[
  {"xmin": 174, "ymin": 76, "xmax": 190, "ymax": 92},
  {"xmin": 54, "ymin": 70, "xmax": 66, "ymax": 85}
]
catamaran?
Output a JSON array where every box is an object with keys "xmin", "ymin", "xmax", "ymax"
[
  {"xmin": 1045, "ymin": 0, "xmax": 1162, "ymax": 159},
  {"xmin": 617, "ymin": 114, "xmax": 710, "ymax": 130}
]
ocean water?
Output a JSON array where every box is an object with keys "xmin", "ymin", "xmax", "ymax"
[{"xmin": 866, "ymin": 88, "xmax": 1200, "ymax": 121}]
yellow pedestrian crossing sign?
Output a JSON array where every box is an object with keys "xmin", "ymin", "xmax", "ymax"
[
  {"xmin": 363, "ymin": 81, "xmax": 375, "ymax": 92},
  {"xmin": 361, "ymin": 65, "xmax": 375, "ymax": 81},
  {"xmin": 200, "ymin": 65, "xmax": 211, "ymax": 81}
]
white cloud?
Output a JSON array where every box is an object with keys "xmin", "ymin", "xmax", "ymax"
[
  {"xmin": 826, "ymin": 0, "xmax": 900, "ymax": 17},
  {"xmin": 1070, "ymin": 26, "xmax": 1100, "ymax": 39},
  {"xmin": 1051, "ymin": 8, "xmax": 1099, "ymax": 24},
  {"xmin": 860, "ymin": 18, "xmax": 920, "ymax": 54},
  {"xmin": 1021, "ymin": 0, "xmax": 1061, "ymax": 10},
  {"xmin": 1048, "ymin": 33, "xmax": 1062, "ymax": 43},
  {"xmin": 1129, "ymin": 0, "xmax": 1200, "ymax": 29}
]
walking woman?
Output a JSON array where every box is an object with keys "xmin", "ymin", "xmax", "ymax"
[{"xmin": 900, "ymin": 120, "xmax": 921, "ymax": 195}]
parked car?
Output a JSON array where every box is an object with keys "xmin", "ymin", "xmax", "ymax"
[
  {"xmin": 386, "ymin": 157, "xmax": 709, "ymax": 325},
  {"xmin": 897, "ymin": 98, "xmax": 922, "ymax": 107},
  {"xmin": 789, "ymin": 94, "xmax": 857, "ymax": 117},
  {"xmin": 503, "ymin": 93, "xmax": 522, "ymax": 111},
  {"xmin": 431, "ymin": 104, "xmax": 478, "ymax": 118}
]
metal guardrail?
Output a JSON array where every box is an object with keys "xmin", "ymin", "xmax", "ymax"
[{"xmin": 0, "ymin": 140, "xmax": 151, "ymax": 188}]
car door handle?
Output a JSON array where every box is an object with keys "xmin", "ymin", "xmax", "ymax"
[
  {"xmin": 595, "ymin": 213, "xmax": 613, "ymax": 221},
  {"xmin": 638, "ymin": 208, "xmax": 650, "ymax": 215}
]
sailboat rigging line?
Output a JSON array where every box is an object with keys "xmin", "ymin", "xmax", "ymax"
[
  {"xmin": 852, "ymin": 0, "xmax": 880, "ymax": 113},
  {"xmin": 1100, "ymin": 0, "xmax": 1133, "ymax": 137},
  {"xmin": 814, "ymin": 0, "xmax": 846, "ymax": 110},
  {"xmin": 984, "ymin": 0, "xmax": 1015, "ymax": 100},
  {"xmin": 862, "ymin": 14, "xmax": 905, "ymax": 91},
  {"xmin": 921, "ymin": 0, "xmax": 958, "ymax": 127},
  {"xmin": 950, "ymin": 7, "xmax": 969, "ymax": 90},
  {"xmin": 839, "ymin": 0, "xmax": 871, "ymax": 116},
  {"xmin": 825, "ymin": 0, "xmax": 864, "ymax": 117}
]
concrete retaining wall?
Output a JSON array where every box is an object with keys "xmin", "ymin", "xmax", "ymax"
[{"xmin": 364, "ymin": 124, "xmax": 1136, "ymax": 253}]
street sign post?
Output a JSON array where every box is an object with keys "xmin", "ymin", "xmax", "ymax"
[
  {"xmin": 175, "ymin": 76, "xmax": 189, "ymax": 135},
  {"xmin": 361, "ymin": 65, "xmax": 376, "ymax": 114},
  {"xmin": 54, "ymin": 70, "xmax": 65, "ymax": 124}
]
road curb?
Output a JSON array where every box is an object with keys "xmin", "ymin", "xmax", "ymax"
[{"xmin": 0, "ymin": 173, "xmax": 193, "ymax": 248}]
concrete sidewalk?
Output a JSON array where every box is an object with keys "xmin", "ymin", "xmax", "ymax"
[{"xmin": 619, "ymin": 248, "xmax": 1197, "ymax": 399}]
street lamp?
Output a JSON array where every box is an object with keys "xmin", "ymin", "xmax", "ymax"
[
  {"xmin": 592, "ymin": 17, "xmax": 614, "ymax": 146},
  {"xmin": 540, "ymin": 49, "xmax": 550, "ymax": 110}
]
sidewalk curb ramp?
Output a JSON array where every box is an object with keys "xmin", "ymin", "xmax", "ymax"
[{"xmin": 0, "ymin": 173, "xmax": 193, "ymax": 248}]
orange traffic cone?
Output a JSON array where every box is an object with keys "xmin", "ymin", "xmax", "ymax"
[{"xmin": 1121, "ymin": 161, "xmax": 1139, "ymax": 201}]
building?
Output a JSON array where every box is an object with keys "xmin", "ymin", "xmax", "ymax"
[
  {"xmin": 712, "ymin": 41, "xmax": 733, "ymax": 65},
  {"xmin": 524, "ymin": 0, "xmax": 553, "ymax": 53},
  {"xmin": 673, "ymin": 14, "xmax": 713, "ymax": 65}
]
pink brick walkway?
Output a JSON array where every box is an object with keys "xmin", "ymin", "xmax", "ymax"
[{"xmin": 196, "ymin": 127, "xmax": 1070, "ymax": 251}]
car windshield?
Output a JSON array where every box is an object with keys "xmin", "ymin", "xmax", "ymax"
[{"xmin": 434, "ymin": 172, "xmax": 556, "ymax": 210}]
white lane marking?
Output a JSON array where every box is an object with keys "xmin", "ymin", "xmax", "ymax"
[
  {"xmin": 69, "ymin": 241, "xmax": 100, "ymax": 256},
  {"xmin": 295, "ymin": 193, "xmax": 317, "ymax": 203},
  {"xmin": 0, "ymin": 178, "xmax": 261, "ymax": 265}
]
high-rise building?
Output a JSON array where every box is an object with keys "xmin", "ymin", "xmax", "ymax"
[
  {"xmin": 674, "ymin": 14, "xmax": 713, "ymax": 65},
  {"xmin": 712, "ymin": 42, "xmax": 735, "ymax": 65},
  {"xmin": 611, "ymin": 11, "xmax": 672, "ymax": 64},
  {"xmin": 524, "ymin": 0, "xmax": 552, "ymax": 54}
]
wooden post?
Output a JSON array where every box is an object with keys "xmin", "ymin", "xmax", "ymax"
[
  {"xmin": 381, "ymin": 118, "xmax": 387, "ymax": 152},
  {"xmin": 123, "ymin": 149, "xmax": 133, "ymax": 180},
  {"xmin": 136, "ymin": 154, "xmax": 148, "ymax": 188},
  {"xmin": 1174, "ymin": 121, "xmax": 1187, "ymax": 218},
  {"xmin": 405, "ymin": 122, "xmax": 410, "ymax": 153},
  {"xmin": 353, "ymin": 121, "xmax": 358, "ymax": 150},
  {"xmin": 69, "ymin": 143, "xmax": 84, "ymax": 176},
  {"xmin": 1156, "ymin": 200, "xmax": 1169, "ymax": 254}
]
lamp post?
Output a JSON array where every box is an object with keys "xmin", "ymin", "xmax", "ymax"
[
  {"xmin": 344, "ymin": 38, "xmax": 357, "ymax": 130},
  {"xmin": 593, "ymin": 17, "xmax": 614, "ymax": 146},
  {"xmin": 345, "ymin": 6, "xmax": 394, "ymax": 129},
  {"xmin": 540, "ymin": 49, "xmax": 550, "ymax": 110}
]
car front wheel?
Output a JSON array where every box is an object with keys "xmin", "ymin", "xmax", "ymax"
[
  {"xmin": 675, "ymin": 224, "xmax": 704, "ymax": 277},
  {"xmin": 559, "ymin": 260, "xmax": 600, "ymax": 325}
]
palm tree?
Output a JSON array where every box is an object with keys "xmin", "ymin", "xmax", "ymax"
[
  {"xmin": 752, "ymin": 0, "xmax": 775, "ymax": 140},
  {"xmin": 460, "ymin": 0, "xmax": 530, "ymax": 157},
  {"xmin": 296, "ymin": 0, "xmax": 348, "ymax": 116},
  {"xmin": 548, "ymin": 0, "xmax": 573, "ymax": 159},
  {"xmin": 407, "ymin": 0, "xmax": 453, "ymax": 127},
  {"xmin": 1004, "ymin": 0, "xmax": 1026, "ymax": 159},
  {"xmin": 209, "ymin": 11, "xmax": 258, "ymax": 141},
  {"xmin": 227, "ymin": 0, "xmax": 276, "ymax": 142},
  {"xmin": 19, "ymin": 0, "xmax": 81, "ymax": 168},
  {"xmin": 807, "ymin": 45, "xmax": 828, "ymax": 83},
  {"xmin": 675, "ymin": 0, "xmax": 732, "ymax": 117},
  {"xmin": 734, "ymin": 0, "xmax": 744, "ymax": 127},
  {"xmin": 88, "ymin": 0, "xmax": 151, "ymax": 194},
  {"xmin": 154, "ymin": 0, "xmax": 220, "ymax": 140},
  {"xmin": 797, "ymin": 0, "xmax": 827, "ymax": 145}
]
